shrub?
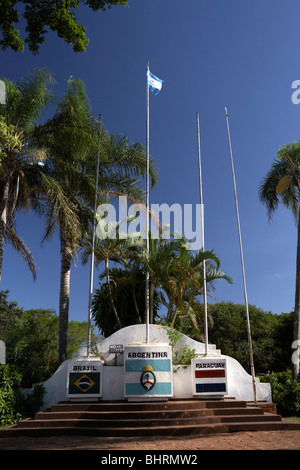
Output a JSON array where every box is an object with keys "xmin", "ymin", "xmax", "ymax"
[
  {"xmin": 20, "ymin": 383, "xmax": 45, "ymax": 418},
  {"xmin": 260, "ymin": 370, "xmax": 300, "ymax": 417},
  {"xmin": 0, "ymin": 365, "xmax": 23, "ymax": 426},
  {"xmin": 0, "ymin": 365, "xmax": 45, "ymax": 426}
]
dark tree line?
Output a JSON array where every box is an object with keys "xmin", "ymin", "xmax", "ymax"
[{"xmin": 208, "ymin": 302, "xmax": 293, "ymax": 374}]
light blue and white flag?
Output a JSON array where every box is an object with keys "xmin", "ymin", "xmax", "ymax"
[
  {"xmin": 124, "ymin": 345, "xmax": 173, "ymax": 398},
  {"xmin": 147, "ymin": 68, "xmax": 163, "ymax": 95}
]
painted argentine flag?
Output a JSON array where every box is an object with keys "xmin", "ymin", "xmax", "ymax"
[{"xmin": 147, "ymin": 68, "xmax": 163, "ymax": 95}]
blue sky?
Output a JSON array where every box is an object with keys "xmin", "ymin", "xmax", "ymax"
[{"xmin": 1, "ymin": 0, "xmax": 300, "ymax": 325}]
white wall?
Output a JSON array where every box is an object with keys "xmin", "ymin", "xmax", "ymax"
[{"xmin": 40, "ymin": 324, "xmax": 271, "ymax": 410}]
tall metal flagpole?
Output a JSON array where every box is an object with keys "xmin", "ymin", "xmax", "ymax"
[
  {"xmin": 87, "ymin": 114, "xmax": 102, "ymax": 357},
  {"xmin": 224, "ymin": 107, "xmax": 257, "ymax": 402},
  {"xmin": 146, "ymin": 61, "xmax": 150, "ymax": 343},
  {"xmin": 196, "ymin": 112, "xmax": 208, "ymax": 355}
]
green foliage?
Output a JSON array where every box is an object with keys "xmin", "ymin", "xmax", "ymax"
[
  {"xmin": 259, "ymin": 141, "xmax": 300, "ymax": 221},
  {"xmin": 0, "ymin": 365, "xmax": 23, "ymax": 426},
  {"xmin": 0, "ymin": 68, "xmax": 55, "ymax": 281},
  {"xmin": 259, "ymin": 141, "xmax": 300, "ymax": 380},
  {"xmin": 163, "ymin": 326, "xmax": 183, "ymax": 350},
  {"xmin": 19, "ymin": 384, "xmax": 45, "ymax": 419},
  {"xmin": 0, "ymin": 290, "xmax": 23, "ymax": 343},
  {"xmin": 176, "ymin": 344, "xmax": 196, "ymax": 368},
  {"xmin": 91, "ymin": 229, "xmax": 231, "ymax": 338},
  {"xmin": 7, "ymin": 308, "xmax": 60, "ymax": 366},
  {"xmin": 260, "ymin": 371, "xmax": 300, "ymax": 417},
  {"xmin": 208, "ymin": 302, "xmax": 293, "ymax": 373},
  {"xmin": 0, "ymin": 365, "xmax": 45, "ymax": 426},
  {"xmin": 0, "ymin": 292, "xmax": 98, "ymax": 386},
  {"xmin": 0, "ymin": 0, "xmax": 128, "ymax": 54},
  {"xmin": 92, "ymin": 267, "xmax": 161, "ymax": 337},
  {"xmin": 162, "ymin": 326, "xmax": 196, "ymax": 369},
  {"xmin": 0, "ymin": 116, "xmax": 21, "ymax": 164}
]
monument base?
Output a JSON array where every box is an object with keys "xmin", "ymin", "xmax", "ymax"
[
  {"xmin": 127, "ymin": 397, "xmax": 169, "ymax": 402},
  {"xmin": 37, "ymin": 324, "xmax": 272, "ymax": 411}
]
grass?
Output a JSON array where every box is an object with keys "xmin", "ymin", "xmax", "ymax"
[{"xmin": 285, "ymin": 416, "xmax": 300, "ymax": 422}]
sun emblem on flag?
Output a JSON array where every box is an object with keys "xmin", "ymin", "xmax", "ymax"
[{"xmin": 140, "ymin": 365, "xmax": 156, "ymax": 391}]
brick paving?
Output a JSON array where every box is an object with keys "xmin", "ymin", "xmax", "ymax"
[{"xmin": 1, "ymin": 428, "xmax": 300, "ymax": 450}]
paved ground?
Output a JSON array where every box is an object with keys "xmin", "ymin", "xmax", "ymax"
[{"xmin": 1, "ymin": 429, "xmax": 300, "ymax": 450}]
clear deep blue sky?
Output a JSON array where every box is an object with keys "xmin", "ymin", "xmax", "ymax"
[{"xmin": 1, "ymin": 0, "xmax": 300, "ymax": 324}]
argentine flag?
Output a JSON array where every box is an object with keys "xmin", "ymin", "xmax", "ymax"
[{"xmin": 147, "ymin": 68, "xmax": 163, "ymax": 95}]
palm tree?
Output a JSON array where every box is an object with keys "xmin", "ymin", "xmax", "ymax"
[
  {"xmin": 259, "ymin": 141, "xmax": 300, "ymax": 378},
  {"xmin": 0, "ymin": 68, "xmax": 54, "ymax": 282},
  {"xmin": 91, "ymin": 266, "xmax": 162, "ymax": 337},
  {"xmin": 33, "ymin": 78, "xmax": 97, "ymax": 364},
  {"xmin": 163, "ymin": 244, "xmax": 232, "ymax": 332},
  {"xmin": 87, "ymin": 217, "xmax": 231, "ymax": 337},
  {"xmin": 82, "ymin": 215, "xmax": 141, "ymax": 329},
  {"xmin": 129, "ymin": 232, "xmax": 186, "ymax": 324},
  {"xmin": 130, "ymin": 230, "xmax": 232, "ymax": 330},
  {"xmin": 36, "ymin": 77, "xmax": 158, "ymax": 363}
]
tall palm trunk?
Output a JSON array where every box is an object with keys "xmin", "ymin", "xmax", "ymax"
[
  {"xmin": 105, "ymin": 258, "xmax": 122, "ymax": 329},
  {"xmin": 294, "ymin": 207, "xmax": 300, "ymax": 379},
  {"xmin": 58, "ymin": 236, "xmax": 71, "ymax": 364}
]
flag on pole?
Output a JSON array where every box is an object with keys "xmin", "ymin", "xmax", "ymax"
[
  {"xmin": 147, "ymin": 68, "xmax": 163, "ymax": 95},
  {"xmin": 145, "ymin": 62, "xmax": 162, "ymax": 343}
]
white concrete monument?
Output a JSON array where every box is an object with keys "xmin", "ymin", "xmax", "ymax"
[{"xmin": 39, "ymin": 324, "xmax": 272, "ymax": 411}]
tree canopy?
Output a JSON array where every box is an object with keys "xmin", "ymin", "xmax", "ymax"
[
  {"xmin": 0, "ymin": 290, "xmax": 99, "ymax": 386},
  {"xmin": 0, "ymin": 69, "xmax": 158, "ymax": 364},
  {"xmin": 0, "ymin": 0, "xmax": 128, "ymax": 54},
  {"xmin": 208, "ymin": 302, "xmax": 293, "ymax": 374},
  {"xmin": 0, "ymin": 68, "xmax": 55, "ymax": 283},
  {"xmin": 259, "ymin": 141, "xmax": 300, "ymax": 379}
]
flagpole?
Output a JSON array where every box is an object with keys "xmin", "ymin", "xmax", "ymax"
[
  {"xmin": 196, "ymin": 112, "xmax": 208, "ymax": 355},
  {"xmin": 224, "ymin": 107, "xmax": 257, "ymax": 402},
  {"xmin": 87, "ymin": 114, "xmax": 102, "ymax": 357},
  {"xmin": 146, "ymin": 61, "xmax": 150, "ymax": 343}
]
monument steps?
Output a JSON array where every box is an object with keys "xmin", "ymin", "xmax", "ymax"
[
  {"xmin": 1, "ymin": 398, "xmax": 300, "ymax": 438},
  {"xmin": 49, "ymin": 398, "xmax": 249, "ymax": 412},
  {"xmin": 15, "ymin": 414, "xmax": 281, "ymax": 429}
]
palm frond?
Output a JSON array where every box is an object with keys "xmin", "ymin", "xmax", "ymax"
[
  {"xmin": 40, "ymin": 173, "xmax": 80, "ymax": 246},
  {"xmin": 259, "ymin": 142, "xmax": 300, "ymax": 222},
  {"xmin": 5, "ymin": 222, "xmax": 36, "ymax": 280}
]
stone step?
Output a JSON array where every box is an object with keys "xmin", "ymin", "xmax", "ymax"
[
  {"xmin": 1, "ymin": 399, "xmax": 297, "ymax": 439},
  {"xmin": 219, "ymin": 413, "xmax": 282, "ymax": 423},
  {"xmin": 35, "ymin": 409, "xmax": 215, "ymax": 420},
  {"xmin": 16, "ymin": 412, "xmax": 282, "ymax": 429},
  {"xmin": 49, "ymin": 398, "xmax": 248, "ymax": 413},
  {"xmin": 34, "ymin": 406, "xmax": 264, "ymax": 421},
  {"xmin": 0, "ymin": 421, "xmax": 291, "ymax": 438}
]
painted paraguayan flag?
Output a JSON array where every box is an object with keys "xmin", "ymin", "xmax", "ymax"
[{"xmin": 147, "ymin": 68, "xmax": 163, "ymax": 95}]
